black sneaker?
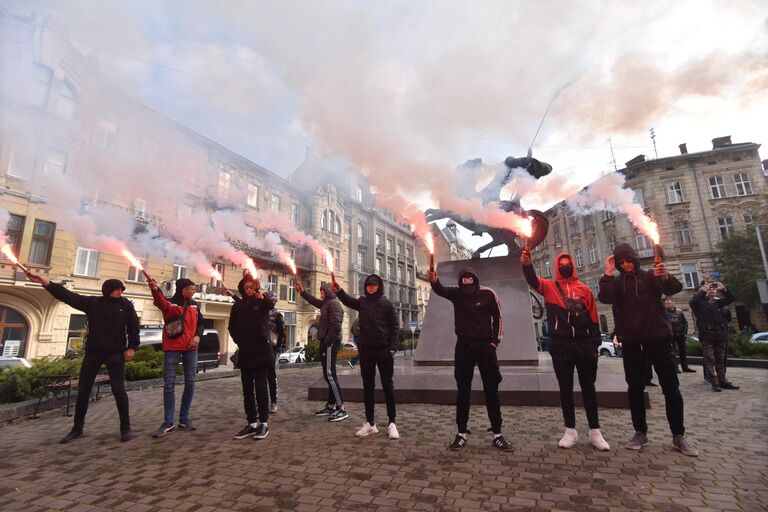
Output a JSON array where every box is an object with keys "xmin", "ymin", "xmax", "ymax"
[
  {"xmin": 682, "ymin": 368, "xmax": 696, "ymax": 373},
  {"xmin": 252, "ymin": 423, "xmax": 269, "ymax": 440},
  {"xmin": 120, "ymin": 427, "xmax": 133, "ymax": 442},
  {"xmin": 328, "ymin": 409, "xmax": 349, "ymax": 422},
  {"xmin": 178, "ymin": 421, "xmax": 197, "ymax": 431},
  {"xmin": 720, "ymin": 381, "xmax": 739, "ymax": 390},
  {"xmin": 234, "ymin": 425, "xmax": 258, "ymax": 439},
  {"xmin": 152, "ymin": 423, "xmax": 176, "ymax": 438},
  {"xmin": 646, "ymin": 381, "xmax": 658, "ymax": 387},
  {"xmin": 449, "ymin": 433, "xmax": 469, "ymax": 450},
  {"xmin": 314, "ymin": 406, "xmax": 334, "ymax": 416},
  {"xmin": 492, "ymin": 435, "xmax": 513, "ymax": 452},
  {"xmin": 60, "ymin": 428, "xmax": 84, "ymax": 444},
  {"xmin": 711, "ymin": 383, "xmax": 722, "ymax": 392}
]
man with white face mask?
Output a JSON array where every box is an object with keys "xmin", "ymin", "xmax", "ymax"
[{"xmin": 428, "ymin": 267, "xmax": 512, "ymax": 452}]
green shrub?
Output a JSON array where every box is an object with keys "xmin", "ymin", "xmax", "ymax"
[
  {"xmin": 304, "ymin": 338, "xmax": 320, "ymax": 362},
  {"xmin": 124, "ymin": 361, "xmax": 163, "ymax": 380},
  {"xmin": 727, "ymin": 333, "xmax": 768, "ymax": 359},
  {"xmin": 685, "ymin": 341, "xmax": 701, "ymax": 356},
  {"xmin": 0, "ymin": 356, "xmax": 81, "ymax": 404},
  {"xmin": 133, "ymin": 346, "xmax": 164, "ymax": 365}
]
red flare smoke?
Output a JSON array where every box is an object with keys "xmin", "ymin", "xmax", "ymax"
[
  {"xmin": 121, "ymin": 248, "xmax": 151, "ymax": 280},
  {"xmin": 1, "ymin": 244, "xmax": 30, "ymax": 273},
  {"xmin": 244, "ymin": 259, "xmax": 258, "ymax": 278}
]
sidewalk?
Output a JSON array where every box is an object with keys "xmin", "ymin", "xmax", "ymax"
[{"xmin": 0, "ymin": 358, "xmax": 766, "ymax": 511}]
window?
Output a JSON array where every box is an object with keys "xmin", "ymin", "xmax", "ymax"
[
  {"xmin": 386, "ymin": 238, "xmax": 393, "ymax": 253},
  {"xmin": 574, "ymin": 247, "xmax": 583, "ymax": 268},
  {"xmin": 406, "ymin": 246, "xmax": 413, "ymax": 259},
  {"xmin": 387, "ymin": 261, "xmax": 395, "ymax": 279},
  {"xmin": 356, "ymin": 185, "xmax": 363, "ymax": 202},
  {"xmin": 27, "ymin": 64, "xmax": 52, "ymax": 107},
  {"xmin": 173, "ymin": 264, "xmax": 188, "ymax": 280},
  {"xmin": 43, "ymin": 150, "xmax": 68, "ymax": 175},
  {"xmin": 666, "ymin": 181, "xmax": 684, "ymax": 204},
  {"xmin": 583, "ymin": 215, "xmax": 595, "ymax": 230},
  {"xmin": 636, "ymin": 230, "xmax": 652, "ymax": 251},
  {"xmin": 407, "ymin": 268, "xmax": 414, "ymax": 284},
  {"xmin": 608, "ymin": 234, "xmax": 617, "ymax": 251},
  {"xmin": 603, "ymin": 211, "xmax": 614, "ymax": 221},
  {"xmin": 543, "ymin": 260, "xmax": 551, "ymax": 278},
  {"xmin": 73, "ymin": 248, "xmax": 100, "ymax": 278},
  {"xmin": 267, "ymin": 274, "xmax": 278, "ymax": 293},
  {"xmin": 28, "ymin": 220, "xmax": 55, "ymax": 265},
  {"xmin": 744, "ymin": 214, "xmax": 755, "ymax": 230},
  {"xmin": 569, "ymin": 216, "xmax": 579, "ymax": 234},
  {"xmin": 320, "ymin": 210, "xmax": 327, "ymax": 230},
  {"xmin": 681, "ymin": 263, "xmax": 700, "ymax": 289},
  {"xmin": 218, "ymin": 170, "xmax": 231, "ymax": 197},
  {"xmin": 7, "ymin": 151, "xmax": 35, "ymax": 180},
  {"xmin": 591, "ymin": 278, "xmax": 600, "ymax": 297},
  {"xmin": 57, "ymin": 81, "xmax": 77, "ymax": 119},
  {"xmin": 553, "ymin": 226, "xmax": 561, "ymax": 246},
  {"xmin": 397, "ymin": 242, "xmax": 404, "ymax": 257},
  {"xmin": 4, "ymin": 214, "xmax": 25, "ymax": 256},
  {"xmin": 588, "ymin": 241, "xmax": 598, "ymax": 264},
  {"xmin": 126, "ymin": 257, "xmax": 147, "ymax": 283},
  {"xmin": 633, "ymin": 188, "xmax": 645, "ymax": 208},
  {"xmin": 375, "ymin": 257, "xmax": 382, "ymax": 273},
  {"xmin": 291, "ymin": 203, "xmax": 300, "ymax": 224},
  {"xmin": 283, "ymin": 311, "xmax": 297, "ymax": 347},
  {"xmin": 334, "ymin": 216, "xmax": 341, "ymax": 234},
  {"xmin": 375, "ymin": 232, "xmax": 383, "ymax": 249},
  {"xmin": 288, "ymin": 279, "xmax": 296, "ymax": 303},
  {"xmin": 708, "ymin": 176, "xmax": 726, "ymax": 199},
  {"xmin": 734, "ymin": 173, "xmax": 753, "ymax": 196},
  {"xmin": 210, "ymin": 263, "xmax": 225, "ymax": 287},
  {"xmin": 247, "ymin": 184, "xmax": 259, "ymax": 208},
  {"xmin": 717, "ymin": 217, "xmax": 734, "ymax": 239},
  {"xmin": 356, "ymin": 250, "xmax": 364, "ymax": 269},
  {"xmin": 357, "ymin": 223, "xmax": 365, "ymax": 241},
  {"xmin": 270, "ymin": 193, "xmax": 281, "ymax": 211},
  {"xmin": 397, "ymin": 265, "xmax": 404, "ymax": 282},
  {"xmin": 674, "ymin": 220, "xmax": 693, "ymax": 245}
]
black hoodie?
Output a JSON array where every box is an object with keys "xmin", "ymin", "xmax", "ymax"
[
  {"xmin": 336, "ymin": 274, "xmax": 399, "ymax": 351},
  {"xmin": 598, "ymin": 243, "xmax": 682, "ymax": 344},
  {"xmin": 228, "ymin": 278, "xmax": 277, "ymax": 368},
  {"xmin": 430, "ymin": 267, "xmax": 502, "ymax": 343},
  {"xmin": 300, "ymin": 282, "xmax": 344, "ymax": 346},
  {"xmin": 44, "ymin": 282, "xmax": 140, "ymax": 353}
]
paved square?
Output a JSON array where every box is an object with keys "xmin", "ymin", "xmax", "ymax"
[{"xmin": 1, "ymin": 358, "xmax": 766, "ymax": 511}]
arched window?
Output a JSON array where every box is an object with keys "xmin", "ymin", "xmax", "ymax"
[
  {"xmin": 0, "ymin": 306, "xmax": 29, "ymax": 358},
  {"xmin": 334, "ymin": 215, "xmax": 341, "ymax": 234},
  {"xmin": 320, "ymin": 210, "xmax": 327, "ymax": 230}
]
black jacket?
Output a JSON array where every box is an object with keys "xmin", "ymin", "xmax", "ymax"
[
  {"xmin": 430, "ymin": 267, "xmax": 502, "ymax": 343},
  {"xmin": 45, "ymin": 282, "xmax": 140, "ymax": 353},
  {"xmin": 665, "ymin": 308, "xmax": 688, "ymax": 336},
  {"xmin": 336, "ymin": 274, "xmax": 399, "ymax": 351},
  {"xmin": 300, "ymin": 283, "xmax": 344, "ymax": 347},
  {"xmin": 689, "ymin": 289, "xmax": 735, "ymax": 342},
  {"xmin": 269, "ymin": 309, "xmax": 287, "ymax": 351},
  {"xmin": 598, "ymin": 243, "xmax": 682, "ymax": 344},
  {"xmin": 228, "ymin": 279, "xmax": 277, "ymax": 368}
]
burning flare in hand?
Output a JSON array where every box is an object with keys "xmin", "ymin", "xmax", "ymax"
[
  {"xmin": 121, "ymin": 248, "xmax": 151, "ymax": 280},
  {"xmin": 1, "ymin": 244, "xmax": 30, "ymax": 273},
  {"xmin": 324, "ymin": 249, "xmax": 335, "ymax": 273},
  {"xmin": 244, "ymin": 259, "xmax": 258, "ymax": 278},
  {"xmin": 285, "ymin": 256, "xmax": 297, "ymax": 275}
]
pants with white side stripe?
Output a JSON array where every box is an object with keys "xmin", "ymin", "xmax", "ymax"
[{"xmin": 320, "ymin": 342, "xmax": 343, "ymax": 407}]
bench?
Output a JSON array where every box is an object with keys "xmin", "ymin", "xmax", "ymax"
[
  {"xmin": 196, "ymin": 360, "xmax": 218, "ymax": 374},
  {"xmin": 32, "ymin": 374, "xmax": 111, "ymax": 418}
]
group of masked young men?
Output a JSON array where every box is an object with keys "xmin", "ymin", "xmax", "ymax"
[{"xmin": 28, "ymin": 240, "xmax": 725, "ymax": 455}]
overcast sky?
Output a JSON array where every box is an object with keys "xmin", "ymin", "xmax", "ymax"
[{"xmin": 6, "ymin": 0, "xmax": 768, "ymax": 208}]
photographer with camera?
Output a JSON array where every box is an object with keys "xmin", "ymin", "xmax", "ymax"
[{"xmin": 689, "ymin": 281, "xmax": 738, "ymax": 392}]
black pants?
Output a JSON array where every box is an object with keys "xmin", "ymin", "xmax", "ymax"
[
  {"xmin": 267, "ymin": 347, "xmax": 279, "ymax": 404},
  {"xmin": 454, "ymin": 338, "xmax": 503, "ymax": 434},
  {"xmin": 672, "ymin": 334, "xmax": 689, "ymax": 370},
  {"xmin": 241, "ymin": 365, "xmax": 270, "ymax": 424},
  {"xmin": 623, "ymin": 338, "xmax": 685, "ymax": 436},
  {"xmin": 360, "ymin": 346, "xmax": 396, "ymax": 425},
  {"xmin": 74, "ymin": 351, "xmax": 130, "ymax": 430},
  {"xmin": 320, "ymin": 342, "xmax": 343, "ymax": 407},
  {"xmin": 549, "ymin": 337, "xmax": 600, "ymax": 429}
]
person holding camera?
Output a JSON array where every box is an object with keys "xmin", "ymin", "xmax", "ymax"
[
  {"xmin": 521, "ymin": 250, "xmax": 610, "ymax": 451},
  {"xmin": 664, "ymin": 298, "xmax": 694, "ymax": 373},
  {"xmin": 599, "ymin": 244, "xmax": 697, "ymax": 456},
  {"xmin": 689, "ymin": 281, "xmax": 738, "ymax": 392}
]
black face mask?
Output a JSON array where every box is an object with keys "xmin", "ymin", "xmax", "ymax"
[
  {"xmin": 459, "ymin": 275, "xmax": 476, "ymax": 295},
  {"xmin": 559, "ymin": 265, "xmax": 574, "ymax": 278}
]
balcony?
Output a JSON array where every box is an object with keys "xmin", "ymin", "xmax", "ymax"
[{"xmin": 636, "ymin": 247, "xmax": 654, "ymax": 258}]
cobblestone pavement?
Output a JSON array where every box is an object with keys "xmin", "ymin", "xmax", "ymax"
[{"xmin": 1, "ymin": 358, "xmax": 766, "ymax": 512}]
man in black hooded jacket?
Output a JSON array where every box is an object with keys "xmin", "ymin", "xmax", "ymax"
[
  {"xmin": 296, "ymin": 280, "xmax": 348, "ymax": 422},
  {"xmin": 428, "ymin": 267, "xmax": 512, "ymax": 451},
  {"xmin": 27, "ymin": 272, "xmax": 139, "ymax": 444},
  {"xmin": 229, "ymin": 275, "xmax": 276, "ymax": 440},
  {"xmin": 598, "ymin": 243, "xmax": 697, "ymax": 456},
  {"xmin": 333, "ymin": 274, "xmax": 400, "ymax": 439}
]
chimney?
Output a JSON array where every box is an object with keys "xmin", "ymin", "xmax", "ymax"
[
  {"xmin": 679, "ymin": 143, "xmax": 688, "ymax": 155},
  {"xmin": 712, "ymin": 136, "xmax": 732, "ymax": 149},
  {"xmin": 625, "ymin": 154, "xmax": 646, "ymax": 167}
]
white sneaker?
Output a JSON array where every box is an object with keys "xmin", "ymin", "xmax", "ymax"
[
  {"xmin": 589, "ymin": 429, "xmax": 611, "ymax": 451},
  {"xmin": 558, "ymin": 428, "xmax": 578, "ymax": 448},
  {"xmin": 355, "ymin": 422, "xmax": 379, "ymax": 438},
  {"xmin": 387, "ymin": 422, "xmax": 400, "ymax": 439}
]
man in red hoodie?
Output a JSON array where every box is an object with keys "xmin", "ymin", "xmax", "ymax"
[{"xmin": 521, "ymin": 249, "xmax": 610, "ymax": 451}]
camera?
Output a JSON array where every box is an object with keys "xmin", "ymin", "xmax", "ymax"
[{"xmin": 708, "ymin": 282, "xmax": 719, "ymax": 289}]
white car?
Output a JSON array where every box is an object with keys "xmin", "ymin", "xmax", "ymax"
[
  {"xmin": 0, "ymin": 356, "xmax": 32, "ymax": 369},
  {"xmin": 598, "ymin": 338, "xmax": 617, "ymax": 357},
  {"xmin": 750, "ymin": 332, "xmax": 768, "ymax": 343},
  {"xmin": 278, "ymin": 346, "xmax": 306, "ymax": 364}
]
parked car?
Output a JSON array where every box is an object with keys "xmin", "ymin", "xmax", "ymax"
[
  {"xmin": 138, "ymin": 325, "xmax": 221, "ymax": 368},
  {"xmin": 341, "ymin": 341, "xmax": 358, "ymax": 351},
  {"xmin": 537, "ymin": 335, "xmax": 551, "ymax": 352},
  {"xmin": 750, "ymin": 332, "xmax": 768, "ymax": 343},
  {"xmin": 598, "ymin": 335, "xmax": 617, "ymax": 357},
  {"xmin": 0, "ymin": 356, "xmax": 32, "ymax": 369},
  {"xmin": 278, "ymin": 346, "xmax": 306, "ymax": 364}
]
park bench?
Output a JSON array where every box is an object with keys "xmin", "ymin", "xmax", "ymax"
[
  {"xmin": 32, "ymin": 374, "xmax": 111, "ymax": 418},
  {"xmin": 196, "ymin": 360, "xmax": 218, "ymax": 374}
]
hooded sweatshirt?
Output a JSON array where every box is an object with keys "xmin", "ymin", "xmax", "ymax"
[
  {"xmin": 598, "ymin": 243, "xmax": 682, "ymax": 344},
  {"xmin": 151, "ymin": 278, "xmax": 205, "ymax": 351},
  {"xmin": 228, "ymin": 278, "xmax": 277, "ymax": 368},
  {"xmin": 336, "ymin": 274, "xmax": 399, "ymax": 351},
  {"xmin": 523, "ymin": 252, "xmax": 599, "ymax": 339},
  {"xmin": 300, "ymin": 282, "xmax": 344, "ymax": 347},
  {"xmin": 44, "ymin": 281, "xmax": 139, "ymax": 353},
  {"xmin": 430, "ymin": 267, "xmax": 502, "ymax": 343}
]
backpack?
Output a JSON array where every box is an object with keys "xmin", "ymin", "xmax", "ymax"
[{"xmin": 554, "ymin": 282, "xmax": 593, "ymax": 329}]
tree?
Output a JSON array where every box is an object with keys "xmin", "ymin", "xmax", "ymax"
[{"xmin": 716, "ymin": 229, "xmax": 765, "ymax": 308}]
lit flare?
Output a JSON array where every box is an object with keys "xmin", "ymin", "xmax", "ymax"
[
  {"xmin": 244, "ymin": 259, "xmax": 258, "ymax": 278},
  {"xmin": 121, "ymin": 248, "xmax": 151, "ymax": 280},
  {"xmin": 1, "ymin": 244, "xmax": 30, "ymax": 273},
  {"xmin": 286, "ymin": 256, "xmax": 297, "ymax": 275}
]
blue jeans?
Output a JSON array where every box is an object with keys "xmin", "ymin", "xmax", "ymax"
[{"xmin": 163, "ymin": 350, "xmax": 198, "ymax": 424}]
